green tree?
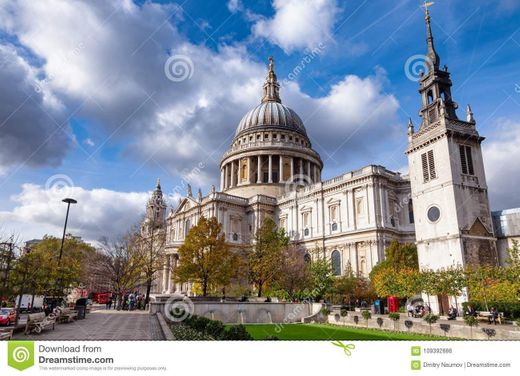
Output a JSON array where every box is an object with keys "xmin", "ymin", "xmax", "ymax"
[
  {"xmin": 304, "ymin": 248, "xmax": 334, "ymax": 301},
  {"xmin": 25, "ymin": 236, "xmax": 96, "ymax": 297},
  {"xmin": 176, "ymin": 217, "xmax": 237, "ymax": 296},
  {"xmin": 249, "ymin": 217, "xmax": 288, "ymax": 297}
]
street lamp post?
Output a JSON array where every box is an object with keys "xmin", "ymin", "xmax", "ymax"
[{"xmin": 56, "ymin": 198, "xmax": 77, "ymax": 300}]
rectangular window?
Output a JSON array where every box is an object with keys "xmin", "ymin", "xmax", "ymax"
[
  {"xmin": 421, "ymin": 150, "xmax": 437, "ymax": 182},
  {"xmin": 459, "ymin": 145, "xmax": 474, "ymax": 175}
]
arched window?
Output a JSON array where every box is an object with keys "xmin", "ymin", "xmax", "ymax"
[
  {"xmin": 184, "ymin": 219, "xmax": 191, "ymax": 237},
  {"xmin": 427, "ymin": 90, "xmax": 434, "ymax": 104},
  {"xmin": 331, "ymin": 250, "xmax": 341, "ymax": 276},
  {"xmin": 304, "ymin": 253, "xmax": 311, "ymax": 263}
]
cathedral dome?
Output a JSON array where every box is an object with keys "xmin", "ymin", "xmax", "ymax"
[
  {"xmin": 236, "ymin": 101, "xmax": 306, "ymax": 137},
  {"xmin": 220, "ymin": 57, "xmax": 323, "ymax": 199}
]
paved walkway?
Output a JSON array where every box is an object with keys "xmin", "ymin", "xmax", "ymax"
[{"xmin": 13, "ymin": 310, "xmax": 164, "ymax": 340}]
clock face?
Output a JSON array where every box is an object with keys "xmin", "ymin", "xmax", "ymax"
[{"xmin": 427, "ymin": 206, "xmax": 441, "ymax": 222}]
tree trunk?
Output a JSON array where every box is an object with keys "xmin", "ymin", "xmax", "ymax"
[
  {"xmin": 145, "ymin": 279, "xmax": 152, "ymax": 306},
  {"xmin": 202, "ymin": 281, "xmax": 208, "ymax": 297},
  {"xmin": 258, "ymin": 282, "xmax": 263, "ymax": 297}
]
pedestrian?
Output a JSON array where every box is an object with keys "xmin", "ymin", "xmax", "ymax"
[
  {"xmin": 108, "ymin": 298, "xmax": 112, "ymax": 310},
  {"xmin": 488, "ymin": 307, "xmax": 498, "ymax": 325},
  {"xmin": 407, "ymin": 303, "xmax": 414, "ymax": 317}
]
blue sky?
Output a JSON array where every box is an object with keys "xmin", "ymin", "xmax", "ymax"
[{"xmin": 0, "ymin": 0, "xmax": 519, "ymax": 241}]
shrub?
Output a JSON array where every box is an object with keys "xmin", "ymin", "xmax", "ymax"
[
  {"xmin": 423, "ymin": 313, "xmax": 439, "ymax": 325},
  {"xmin": 388, "ymin": 313, "xmax": 400, "ymax": 321},
  {"xmin": 340, "ymin": 306, "xmax": 349, "ymax": 317},
  {"xmin": 223, "ymin": 324, "xmax": 253, "ymax": 340},
  {"xmin": 170, "ymin": 324, "xmax": 214, "ymax": 340},
  {"xmin": 464, "ymin": 315, "xmax": 478, "ymax": 327},
  {"xmin": 321, "ymin": 306, "xmax": 331, "ymax": 316},
  {"xmin": 191, "ymin": 316, "xmax": 212, "ymax": 332},
  {"xmin": 205, "ymin": 320, "xmax": 225, "ymax": 339},
  {"xmin": 361, "ymin": 310, "xmax": 371, "ymax": 320}
]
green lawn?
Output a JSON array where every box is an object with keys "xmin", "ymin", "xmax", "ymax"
[{"xmin": 241, "ymin": 324, "xmax": 447, "ymax": 340}]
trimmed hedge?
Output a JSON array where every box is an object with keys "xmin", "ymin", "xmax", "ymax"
[{"xmin": 171, "ymin": 314, "xmax": 253, "ymax": 340}]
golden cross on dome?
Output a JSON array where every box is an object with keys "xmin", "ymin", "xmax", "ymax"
[{"xmin": 268, "ymin": 56, "xmax": 274, "ymax": 72}]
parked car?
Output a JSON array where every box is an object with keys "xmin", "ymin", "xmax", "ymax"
[{"xmin": 0, "ymin": 308, "xmax": 16, "ymax": 326}]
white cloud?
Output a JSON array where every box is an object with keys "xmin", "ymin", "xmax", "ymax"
[
  {"xmin": 252, "ymin": 0, "xmax": 339, "ymax": 53},
  {"xmin": 227, "ymin": 0, "xmax": 243, "ymax": 13},
  {"xmin": 483, "ymin": 118, "xmax": 520, "ymax": 210},
  {"xmin": 0, "ymin": 183, "xmax": 151, "ymax": 242}
]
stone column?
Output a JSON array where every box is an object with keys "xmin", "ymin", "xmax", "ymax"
[
  {"xmin": 166, "ymin": 255, "xmax": 172, "ymax": 293},
  {"xmin": 220, "ymin": 168, "xmax": 225, "ymax": 191},
  {"xmin": 268, "ymin": 155, "xmax": 273, "ymax": 183},
  {"xmin": 307, "ymin": 160, "xmax": 311, "ymax": 180},
  {"xmin": 299, "ymin": 158, "xmax": 303, "ymax": 178},
  {"xmin": 247, "ymin": 157, "xmax": 251, "ymax": 183},
  {"xmin": 314, "ymin": 164, "xmax": 318, "ymax": 182},
  {"xmin": 290, "ymin": 157, "xmax": 294, "ymax": 181},
  {"xmin": 279, "ymin": 156, "xmax": 284, "ymax": 183},
  {"xmin": 230, "ymin": 161, "xmax": 235, "ymax": 187},
  {"xmin": 257, "ymin": 155, "xmax": 262, "ymax": 183},
  {"xmin": 162, "ymin": 261, "xmax": 168, "ymax": 293}
]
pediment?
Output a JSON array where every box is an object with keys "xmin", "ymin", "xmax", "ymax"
[
  {"xmin": 465, "ymin": 217, "xmax": 492, "ymax": 237},
  {"xmin": 173, "ymin": 196, "xmax": 199, "ymax": 215}
]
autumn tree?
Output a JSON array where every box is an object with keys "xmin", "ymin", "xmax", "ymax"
[
  {"xmin": 249, "ymin": 217, "xmax": 288, "ymax": 297},
  {"xmin": 176, "ymin": 217, "xmax": 238, "ymax": 296},
  {"xmin": 369, "ymin": 241, "xmax": 420, "ymax": 298},
  {"xmin": 274, "ymin": 245, "xmax": 310, "ymax": 300}
]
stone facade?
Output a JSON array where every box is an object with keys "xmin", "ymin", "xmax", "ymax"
[
  {"xmin": 142, "ymin": 12, "xmax": 519, "ymax": 309},
  {"xmin": 492, "ymin": 208, "xmax": 520, "ymax": 265}
]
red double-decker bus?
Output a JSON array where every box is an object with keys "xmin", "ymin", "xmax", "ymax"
[{"xmin": 92, "ymin": 292, "xmax": 111, "ymax": 304}]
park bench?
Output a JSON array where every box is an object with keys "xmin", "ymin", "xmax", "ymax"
[
  {"xmin": 24, "ymin": 312, "xmax": 56, "ymax": 334},
  {"xmin": 476, "ymin": 311, "xmax": 504, "ymax": 324},
  {"xmin": 56, "ymin": 307, "xmax": 78, "ymax": 323},
  {"xmin": 0, "ymin": 327, "xmax": 13, "ymax": 340}
]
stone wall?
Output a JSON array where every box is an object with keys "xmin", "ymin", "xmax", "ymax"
[
  {"xmin": 328, "ymin": 313, "xmax": 520, "ymax": 340},
  {"xmin": 150, "ymin": 300, "xmax": 323, "ymax": 324}
]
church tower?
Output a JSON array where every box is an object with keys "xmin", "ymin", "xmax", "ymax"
[
  {"xmin": 405, "ymin": 7, "xmax": 498, "ymax": 278},
  {"xmin": 143, "ymin": 178, "xmax": 167, "ymax": 234}
]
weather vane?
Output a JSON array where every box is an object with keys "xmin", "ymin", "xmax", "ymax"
[{"xmin": 422, "ymin": 1, "xmax": 435, "ymax": 15}]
